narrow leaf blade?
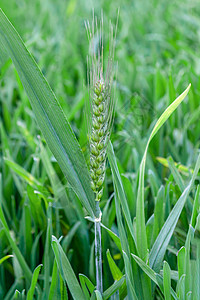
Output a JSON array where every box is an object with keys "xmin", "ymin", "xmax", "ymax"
[
  {"xmin": 149, "ymin": 154, "xmax": 200, "ymax": 272},
  {"xmin": 0, "ymin": 9, "xmax": 95, "ymax": 217},
  {"xmin": 52, "ymin": 236, "xmax": 86, "ymax": 300},
  {"xmin": 136, "ymin": 84, "xmax": 191, "ymax": 262}
]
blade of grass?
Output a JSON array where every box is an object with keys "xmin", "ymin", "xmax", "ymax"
[
  {"xmin": 163, "ymin": 261, "xmax": 171, "ymax": 300},
  {"xmin": 151, "ymin": 185, "xmax": 164, "ymax": 246},
  {"xmin": 59, "ymin": 274, "xmax": 68, "ymax": 300},
  {"xmin": 167, "ymin": 156, "xmax": 184, "ymax": 192},
  {"xmin": 184, "ymin": 186, "xmax": 199, "ymax": 296},
  {"xmin": 0, "ymin": 204, "xmax": 33, "ymax": 283},
  {"xmin": 107, "ymin": 142, "xmax": 137, "ymax": 246},
  {"xmin": 103, "ymin": 276, "xmax": 126, "ymax": 299},
  {"xmin": 106, "ymin": 250, "xmax": 127, "ymax": 299},
  {"xmin": 48, "ymin": 260, "xmax": 58, "ymax": 300},
  {"xmin": 52, "ymin": 236, "xmax": 86, "ymax": 300},
  {"xmin": 136, "ymin": 84, "xmax": 191, "ymax": 262},
  {"xmin": 79, "ymin": 274, "xmax": 95, "ymax": 299},
  {"xmin": 113, "ymin": 180, "xmax": 138, "ymax": 300},
  {"xmin": 95, "ymin": 290, "xmax": 103, "ymax": 300},
  {"xmin": 193, "ymin": 242, "xmax": 200, "ymax": 299},
  {"xmin": 43, "ymin": 207, "xmax": 52, "ymax": 300},
  {"xmin": 4, "ymin": 158, "xmax": 43, "ymax": 189},
  {"xmin": 132, "ymin": 254, "xmax": 178, "ymax": 300},
  {"xmin": 27, "ymin": 264, "xmax": 42, "ymax": 300},
  {"xmin": 106, "ymin": 249, "xmax": 123, "ymax": 280},
  {"xmin": 0, "ymin": 9, "xmax": 95, "ymax": 217},
  {"xmin": 177, "ymin": 246, "xmax": 186, "ymax": 275},
  {"xmin": 149, "ymin": 153, "xmax": 200, "ymax": 272},
  {"xmin": 108, "ymin": 142, "xmax": 151, "ymax": 299}
]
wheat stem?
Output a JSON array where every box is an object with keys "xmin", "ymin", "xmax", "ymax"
[{"xmin": 95, "ymin": 201, "xmax": 103, "ymax": 294}]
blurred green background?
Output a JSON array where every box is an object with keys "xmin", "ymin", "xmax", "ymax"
[
  {"xmin": 1, "ymin": 0, "xmax": 200, "ymax": 298},
  {"xmin": 1, "ymin": 0, "xmax": 200, "ymax": 166}
]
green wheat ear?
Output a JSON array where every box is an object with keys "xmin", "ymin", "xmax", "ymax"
[{"xmin": 85, "ymin": 14, "xmax": 117, "ymax": 203}]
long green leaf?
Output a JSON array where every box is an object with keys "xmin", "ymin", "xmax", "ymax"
[
  {"xmin": 4, "ymin": 158, "xmax": 45, "ymax": 191},
  {"xmin": 149, "ymin": 153, "xmax": 200, "ymax": 272},
  {"xmin": 103, "ymin": 276, "xmax": 126, "ymax": 299},
  {"xmin": 79, "ymin": 274, "xmax": 95, "ymax": 299},
  {"xmin": 108, "ymin": 142, "xmax": 151, "ymax": 299},
  {"xmin": 48, "ymin": 260, "xmax": 58, "ymax": 300},
  {"xmin": 52, "ymin": 236, "xmax": 86, "ymax": 300},
  {"xmin": 0, "ymin": 9, "xmax": 95, "ymax": 217},
  {"xmin": 132, "ymin": 254, "xmax": 178, "ymax": 300},
  {"xmin": 107, "ymin": 142, "xmax": 136, "ymax": 245},
  {"xmin": 0, "ymin": 205, "xmax": 33, "ymax": 283},
  {"xmin": 163, "ymin": 261, "xmax": 171, "ymax": 300},
  {"xmin": 27, "ymin": 264, "xmax": 42, "ymax": 300},
  {"xmin": 106, "ymin": 249, "xmax": 123, "ymax": 281},
  {"xmin": 136, "ymin": 84, "xmax": 191, "ymax": 262}
]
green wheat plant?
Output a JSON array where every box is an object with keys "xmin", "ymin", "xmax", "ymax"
[
  {"xmin": 85, "ymin": 15, "xmax": 116, "ymax": 294},
  {"xmin": 1, "ymin": 3, "xmax": 200, "ymax": 300}
]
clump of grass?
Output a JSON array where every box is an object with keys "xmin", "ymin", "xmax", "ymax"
[{"xmin": 85, "ymin": 14, "xmax": 117, "ymax": 294}]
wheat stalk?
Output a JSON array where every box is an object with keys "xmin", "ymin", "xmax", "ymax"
[{"xmin": 85, "ymin": 12, "xmax": 117, "ymax": 295}]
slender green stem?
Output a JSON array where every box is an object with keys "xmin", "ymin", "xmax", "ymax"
[{"xmin": 95, "ymin": 201, "xmax": 103, "ymax": 294}]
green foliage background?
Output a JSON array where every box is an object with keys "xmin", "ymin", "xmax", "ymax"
[{"xmin": 1, "ymin": 0, "xmax": 200, "ymax": 299}]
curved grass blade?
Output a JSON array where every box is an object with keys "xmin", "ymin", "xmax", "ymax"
[
  {"xmin": 132, "ymin": 254, "xmax": 178, "ymax": 300},
  {"xmin": 149, "ymin": 153, "xmax": 200, "ymax": 272},
  {"xmin": 79, "ymin": 274, "xmax": 95, "ymax": 299},
  {"xmin": 0, "ymin": 205, "xmax": 33, "ymax": 283},
  {"xmin": 0, "ymin": 9, "xmax": 95, "ymax": 217},
  {"xmin": 106, "ymin": 249, "xmax": 123, "ymax": 280},
  {"xmin": 163, "ymin": 261, "xmax": 171, "ymax": 300},
  {"xmin": 136, "ymin": 84, "xmax": 191, "ymax": 262},
  {"xmin": 27, "ymin": 264, "xmax": 42, "ymax": 300},
  {"xmin": 107, "ymin": 142, "xmax": 137, "ymax": 245},
  {"xmin": 103, "ymin": 276, "xmax": 126, "ymax": 300},
  {"xmin": 0, "ymin": 254, "xmax": 13, "ymax": 265},
  {"xmin": 48, "ymin": 260, "xmax": 58, "ymax": 300},
  {"xmin": 52, "ymin": 236, "xmax": 86, "ymax": 300}
]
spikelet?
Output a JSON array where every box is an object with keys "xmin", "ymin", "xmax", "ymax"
[{"xmin": 85, "ymin": 13, "xmax": 117, "ymax": 202}]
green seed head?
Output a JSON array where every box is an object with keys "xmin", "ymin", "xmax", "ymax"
[
  {"xmin": 99, "ymin": 95, "xmax": 103, "ymax": 103},
  {"xmin": 91, "ymin": 170, "xmax": 96, "ymax": 180},
  {"xmin": 87, "ymin": 16, "xmax": 116, "ymax": 202},
  {"xmin": 92, "ymin": 132, "xmax": 100, "ymax": 142},
  {"xmin": 98, "ymin": 129, "xmax": 104, "ymax": 137},
  {"xmin": 96, "ymin": 167, "xmax": 104, "ymax": 176},
  {"xmin": 94, "ymin": 97, "xmax": 100, "ymax": 106},
  {"xmin": 99, "ymin": 104, "xmax": 104, "ymax": 112},
  {"xmin": 97, "ymin": 188, "xmax": 103, "ymax": 200},
  {"xmin": 94, "ymin": 108, "xmax": 100, "ymax": 117},
  {"xmin": 91, "ymin": 181, "xmax": 96, "ymax": 191},
  {"xmin": 93, "ymin": 119, "xmax": 100, "ymax": 130},
  {"xmin": 94, "ymin": 87, "xmax": 100, "ymax": 96},
  {"xmin": 97, "ymin": 142, "xmax": 104, "ymax": 150},
  {"xmin": 97, "ymin": 178, "xmax": 104, "ymax": 187},
  {"xmin": 97, "ymin": 154, "xmax": 104, "ymax": 163},
  {"xmin": 91, "ymin": 146, "xmax": 99, "ymax": 156},
  {"xmin": 98, "ymin": 115, "xmax": 104, "ymax": 124},
  {"xmin": 91, "ymin": 158, "xmax": 98, "ymax": 169}
]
